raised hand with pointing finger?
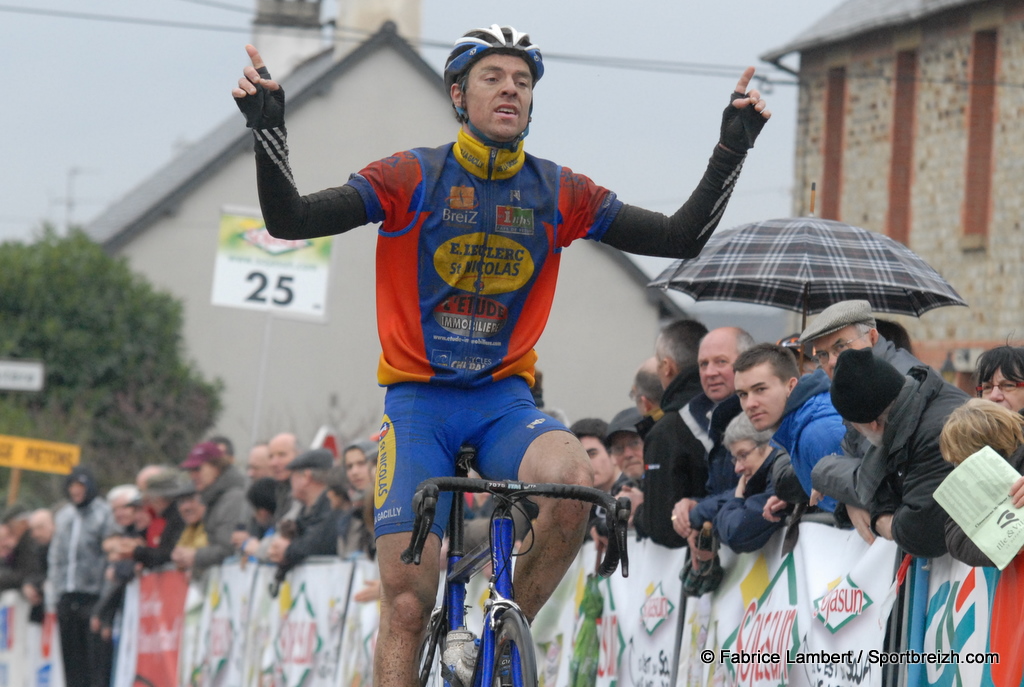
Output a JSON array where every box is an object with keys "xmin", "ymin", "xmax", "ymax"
[
  {"xmin": 233, "ymin": 45, "xmax": 285, "ymax": 130},
  {"xmin": 719, "ymin": 66, "xmax": 771, "ymax": 154}
]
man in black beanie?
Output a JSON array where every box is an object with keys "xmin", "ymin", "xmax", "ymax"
[{"xmin": 817, "ymin": 348, "xmax": 968, "ymax": 557}]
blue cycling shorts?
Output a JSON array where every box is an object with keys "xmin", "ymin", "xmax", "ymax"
[{"xmin": 372, "ymin": 376, "xmax": 569, "ymax": 540}]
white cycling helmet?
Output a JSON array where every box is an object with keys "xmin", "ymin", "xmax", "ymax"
[{"xmin": 444, "ymin": 25, "xmax": 544, "ymax": 91}]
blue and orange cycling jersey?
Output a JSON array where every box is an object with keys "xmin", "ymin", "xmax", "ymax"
[{"xmin": 346, "ymin": 129, "xmax": 623, "ymax": 388}]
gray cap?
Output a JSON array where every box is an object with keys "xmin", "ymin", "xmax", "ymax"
[
  {"xmin": 1, "ymin": 503, "xmax": 29, "ymax": 524},
  {"xmin": 144, "ymin": 471, "xmax": 196, "ymax": 500},
  {"xmin": 800, "ymin": 300, "xmax": 876, "ymax": 344},
  {"xmin": 606, "ymin": 407, "xmax": 642, "ymax": 443},
  {"xmin": 287, "ymin": 448, "xmax": 335, "ymax": 471},
  {"xmin": 343, "ymin": 439, "xmax": 379, "ymax": 462}
]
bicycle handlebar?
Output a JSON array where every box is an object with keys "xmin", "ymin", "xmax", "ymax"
[{"xmin": 400, "ymin": 477, "xmax": 630, "ymax": 578}]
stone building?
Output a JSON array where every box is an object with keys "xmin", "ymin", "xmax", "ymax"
[{"xmin": 763, "ymin": 0, "xmax": 1024, "ymax": 383}]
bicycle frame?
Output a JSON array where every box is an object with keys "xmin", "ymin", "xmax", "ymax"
[
  {"xmin": 404, "ymin": 446, "xmax": 630, "ymax": 687},
  {"xmin": 443, "ymin": 499, "xmax": 522, "ymax": 687}
]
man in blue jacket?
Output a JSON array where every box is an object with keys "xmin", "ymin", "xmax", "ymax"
[{"xmin": 732, "ymin": 343, "xmax": 846, "ymax": 522}]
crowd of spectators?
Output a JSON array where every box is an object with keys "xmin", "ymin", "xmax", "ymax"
[
  {"xmin": 4, "ymin": 299, "xmax": 1023, "ymax": 685},
  {"xmin": 545, "ymin": 302, "xmax": 1023, "ymax": 586},
  {"xmin": 0, "ymin": 429, "xmax": 379, "ymax": 687}
]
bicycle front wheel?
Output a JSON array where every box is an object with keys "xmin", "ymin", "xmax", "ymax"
[{"xmin": 493, "ymin": 610, "xmax": 538, "ymax": 687}]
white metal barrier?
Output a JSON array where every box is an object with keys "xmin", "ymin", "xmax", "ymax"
[{"xmin": 3, "ymin": 525, "xmax": 1019, "ymax": 687}]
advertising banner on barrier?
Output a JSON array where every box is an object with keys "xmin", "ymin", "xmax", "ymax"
[
  {"xmin": 25, "ymin": 611, "xmax": 63, "ymax": 687},
  {"xmin": 136, "ymin": 569, "xmax": 189, "ymax": 687},
  {"xmin": 668, "ymin": 523, "xmax": 898, "ymax": 687},
  {"xmin": 530, "ymin": 546, "xmax": 587, "ymax": 687},
  {"xmin": 182, "ymin": 568, "xmax": 224, "ymax": 687},
  {"xmin": 245, "ymin": 564, "xmax": 280, "ymax": 687},
  {"xmin": 268, "ymin": 557, "xmax": 354, "ymax": 687},
  {"xmin": 0, "ymin": 590, "xmax": 31, "ymax": 687},
  {"xmin": 183, "ymin": 563, "xmax": 257, "ymax": 687},
  {"xmin": 335, "ymin": 558, "xmax": 380, "ymax": 687},
  {"xmin": 0, "ymin": 592, "xmax": 64, "ymax": 687},
  {"xmin": 611, "ymin": 541, "xmax": 685, "ymax": 687},
  {"xmin": 114, "ymin": 579, "xmax": 140, "ymax": 687},
  {"xmin": 104, "ymin": 532, "xmax": 1020, "ymax": 687},
  {"xmin": 921, "ymin": 555, "xmax": 1023, "ymax": 687}
]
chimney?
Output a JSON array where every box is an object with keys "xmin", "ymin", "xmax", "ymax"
[
  {"xmin": 252, "ymin": 0, "xmax": 326, "ymax": 79},
  {"xmin": 334, "ymin": 0, "xmax": 421, "ymax": 57}
]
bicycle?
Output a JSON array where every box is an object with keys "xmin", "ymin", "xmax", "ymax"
[{"xmin": 401, "ymin": 445, "xmax": 632, "ymax": 687}]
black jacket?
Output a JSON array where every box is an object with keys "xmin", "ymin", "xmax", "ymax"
[
  {"xmin": 133, "ymin": 502, "xmax": 186, "ymax": 569},
  {"xmin": 812, "ymin": 335, "xmax": 927, "ymax": 517},
  {"xmin": 0, "ymin": 529, "xmax": 43, "ymax": 593},
  {"xmin": 635, "ymin": 366, "xmax": 708, "ymax": 548},
  {"xmin": 277, "ymin": 490, "xmax": 335, "ymax": 578},
  {"xmin": 684, "ymin": 393, "xmax": 743, "ymax": 495},
  {"xmin": 842, "ymin": 366, "xmax": 966, "ymax": 557},
  {"xmin": 715, "ymin": 447, "xmax": 787, "ymax": 552}
]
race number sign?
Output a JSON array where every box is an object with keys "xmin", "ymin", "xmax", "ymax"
[{"xmin": 211, "ymin": 209, "xmax": 333, "ymax": 319}]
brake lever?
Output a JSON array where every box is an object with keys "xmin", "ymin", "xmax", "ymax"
[{"xmin": 400, "ymin": 485, "xmax": 438, "ymax": 565}]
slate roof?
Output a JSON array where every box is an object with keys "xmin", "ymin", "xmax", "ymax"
[{"xmin": 761, "ymin": 0, "xmax": 990, "ymax": 63}]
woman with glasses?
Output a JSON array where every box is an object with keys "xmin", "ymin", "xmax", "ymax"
[
  {"xmin": 709, "ymin": 413, "xmax": 787, "ymax": 553},
  {"xmin": 975, "ymin": 346, "xmax": 1024, "ymax": 413}
]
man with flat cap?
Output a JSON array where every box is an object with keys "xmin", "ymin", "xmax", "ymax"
[
  {"xmin": 799, "ymin": 300, "xmax": 921, "ymax": 381},
  {"xmin": 268, "ymin": 448, "xmax": 337, "ymax": 579},
  {"xmin": 799, "ymin": 300, "xmax": 925, "ymax": 539},
  {"xmin": 818, "ymin": 349, "xmax": 966, "ymax": 557}
]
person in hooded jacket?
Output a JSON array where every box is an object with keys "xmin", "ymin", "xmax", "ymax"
[
  {"xmin": 49, "ymin": 465, "xmax": 114, "ymax": 687},
  {"xmin": 731, "ymin": 343, "xmax": 846, "ymax": 523}
]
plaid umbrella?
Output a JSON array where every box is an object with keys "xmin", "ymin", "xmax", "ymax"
[{"xmin": 648, "ymin": 217, "xmax": 967, "ymax": 321}]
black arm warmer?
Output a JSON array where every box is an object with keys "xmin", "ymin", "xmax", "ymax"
[
  {"xmin": 252, "ymin": 127, "xmax": 367, "ymax": 240},
  {"xmin": 600, "ymin": 144, "xmax": 745, "ymax": 259}
]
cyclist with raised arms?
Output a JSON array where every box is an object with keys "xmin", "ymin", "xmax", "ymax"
[{"xmin": 232, "ymin": 24, "xmax": 770, "ymax": 687}]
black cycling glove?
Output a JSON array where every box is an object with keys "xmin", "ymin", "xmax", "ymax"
[
  {"xmin": 236, "ymin": 66, "xmax": 286, "ymax": 130},
  {"xmin": 719, "ymin": 90, "xmax": 767, "ymax": 154}
]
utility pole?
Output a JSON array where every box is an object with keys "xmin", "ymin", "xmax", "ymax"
[{"xmin": 65, "ymin": 166, "xmax": 82, "ymax": 234}]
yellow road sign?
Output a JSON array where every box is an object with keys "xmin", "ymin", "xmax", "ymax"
[{"xmin": 0, "ymin": 435, "xmax": 80, "ymax": 475}]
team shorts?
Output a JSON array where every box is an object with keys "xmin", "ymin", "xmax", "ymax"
[{"xmin": 372, "ymin": 376, "xmax": 569, "ymax": 540}]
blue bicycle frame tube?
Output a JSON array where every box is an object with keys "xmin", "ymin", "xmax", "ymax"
[{"xmin": 475, "ymin": 514, "xmax": 516, "ymax": 687}]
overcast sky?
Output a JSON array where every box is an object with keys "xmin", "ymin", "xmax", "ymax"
[{"xmin": 3, "ymin": 0, "xmax": 850, "ymax": 247}]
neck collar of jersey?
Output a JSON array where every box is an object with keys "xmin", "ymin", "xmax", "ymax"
[{"xmin": 454, "ymin": 128, "xmax": 525, "ymax": 180}]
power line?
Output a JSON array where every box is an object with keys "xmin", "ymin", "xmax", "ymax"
[
  {"xmin": 0, "ymin": 4, "xmax": 793, "ymax": 84},
  {"xmin": 169, "ymin": 0, "xmax": 252, "ymax": 15},
  {"xmin": 7, "ymin": 4, "xmax": 1018, "ymax": 89},
  {"xmin": 0, "ymin": 4, "xmax": 251, "ymax": 34}
]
